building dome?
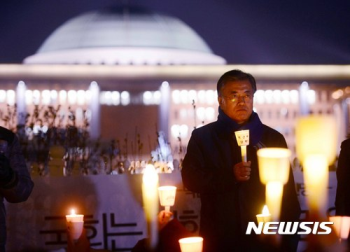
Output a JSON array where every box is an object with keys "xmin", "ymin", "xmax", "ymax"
[{"xmin": 24, "ymin": 6, "xmax": 226, "ymax": 65}]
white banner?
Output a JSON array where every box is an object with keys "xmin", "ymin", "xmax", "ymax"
[{"xmin": 5, "ymin": 171, "xmax": 337, "ymax": 251}]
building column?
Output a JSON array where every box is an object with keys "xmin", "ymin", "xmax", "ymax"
[
  {"xmin": 16, "ymin": 81, "xmax": 26, "ymax": 126},
  {"xmin": 89, "ymin": 81, "xmax": 100, "ymax": 139},
  {"xmin": 158, "ymin": 81, "xmax": 170, "ymax": 140},
  {"xmin": 299, "ymin": 81, "xmax": 310, "ymax": 115}
]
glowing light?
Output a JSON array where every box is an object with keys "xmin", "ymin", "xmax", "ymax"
[
  {"xmin": 0, "ymin": 90, "xmax": 6, "ymax": 103},
  {"xmin": 264, "ymin": 90, "xmax": 273, "ymax": 104},
  {"xmin": 180, "ymin": 90, "xmax": 188, "ymax": 104},
  {"xmin": 198, "ymin": 90, "xmax": 206, "ymax": 103},
  {"xmin": 121, "ymin": 91, "xmax": 130, "ymax": 105},
  {"xmin": 205, "ymin": 90, "xmax": 216, "ymax": 104},
  {"xmin": 111, "ymin": 91, "xmax": 120, "ymax": 105},
  {"xmin": 68, "ymin": 90, "xmax": 77, "ymax": 104},
  {"xmin": 50, "ymin": 90, "xmax": 58, "ymax": 102},
  {"xmin": 205, "ymin": 107, "xmax": 215, "ymax": 120},
  {"xmin": 307, "ymin": 90, "xmax": 316, "ymax": 104},
  {"xmin": 281, "ymin": 90, "xmax": 290, "ymax": 104},
  {"xmin": 272, "ymin": 90, "xmax": 281, "ymax": 103},
  {"xmin": 143, "ymin": 91, "xmax": 152, "ymax": 105},
  {"xmin": 32, "ymin": 90, "xmax": 40, "ymax": 105},
  {"xmin": 7, "ymin": 90, "xmax": 15, "ymax": 105},
  {"xmin": 42, "ymin": 90, "xmax": 51, "ymax": 105},
  {"xmin": 254, "ymin": 90, "xmax": 265, "ymax": 104},
  {"xmin": 188, "ymin": 90, "xmax": 197, "ymax": 103},
  {"xmin": 172, "ymin": 90, "xmax": 180, "ymax": 104},
  {"xmin": 290, "ymin": 90, "xmax": 299, "ymax": 104},
  {"xmin": 77, "ymin": 90, "xmax": 85, "ymax": 105},
  {"xmin": 196, "ymin": 107, "xmax": 205, "ymax": 120},
  {"xmin": 153, "ymin": 91, "xmax": 161, "ymax": 104}
]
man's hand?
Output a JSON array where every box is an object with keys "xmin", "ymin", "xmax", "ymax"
[
  {"xmin": 233, "ymin": 161, "xmax": 251, "ymax": 182},
  {"xmin": 158, "ymin": 210, "xmax": 173, "ymax": 230}
]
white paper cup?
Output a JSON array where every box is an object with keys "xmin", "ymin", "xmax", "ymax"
[
  {"xmin": 158, "ymin": 186, "xmax": 176, "ymax": 212},
  {"xmin": 66, "ymin": 213, "xmax": 84, "ymax": 240},
  {"xmin": 66, "ymin": 220, "xmax": 84, "ymax": 240},
  {"xmin": 179, "ymin": 237, "xmax": 203, "ymax": 252}
]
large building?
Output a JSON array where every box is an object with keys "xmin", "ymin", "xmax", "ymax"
[{"xmin": 0, "ymin": 6, "xmax": 349, "ymax": 168}]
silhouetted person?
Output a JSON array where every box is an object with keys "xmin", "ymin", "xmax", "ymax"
[{"xmin": 0, "ymin": 126, "xmax": 34, "ymax": 251}]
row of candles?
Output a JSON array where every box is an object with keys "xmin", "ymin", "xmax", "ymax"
[
  {"xmin": 238, "ymin": 115, "xmax": 350, "ymax": 247},
  {"xmin": 66, "ymin": 115, "xmax": 348, "ymax": 251},
  {"xmin": 66, "ymin": 164, "xmax": 203, "ymax": 252}
]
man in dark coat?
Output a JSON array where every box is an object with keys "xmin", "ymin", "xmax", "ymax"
[
  {"xmin": 0, "ymin": 126, "xmax": 34, "ymax": 251},
  {"xmin": 181, "ymin": 69, "xmax": 301, "ymax": 252}
]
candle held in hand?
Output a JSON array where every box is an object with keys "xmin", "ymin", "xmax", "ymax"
[
  {"xmin": 234, "ymin": 130, "xmax": 249, "ymax": 162},
  {"xmin": 158, "ymin": 186, "xmax": 177, "ymax": 212},
  {"xmin": 66, "ymin": 209, "xmax": 84, "ymax": 241}
]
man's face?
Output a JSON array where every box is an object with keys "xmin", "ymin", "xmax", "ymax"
[{"xmin": 218, "ymin": 80, "xmax": 254, "ymax": 125}]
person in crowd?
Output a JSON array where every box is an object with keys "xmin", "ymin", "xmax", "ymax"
[
  {"xmin": 335, "ymin": 137, "xmax": 350, "ymax": 248},
  {"xmin": 0, "ymin": 126, "xmax": 34, "ymax": 251},
  {"xmin": 335, "ymin": 138, "xmax": 350, "ymax": 215},
  {"xmin": 181, "ymin": 69, "xmax": 301, "ymax": 252},
  {"xmin": 67, "ymin": 210, "xmax": 192, "ymax": 252}
]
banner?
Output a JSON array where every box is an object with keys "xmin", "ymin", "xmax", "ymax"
[{"xmin": 5, "ymin": 171, "xmax": 337, "ymax": 251}]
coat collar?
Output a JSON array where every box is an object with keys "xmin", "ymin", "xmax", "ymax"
[{"xmin": 216, "ymin": 107, "xmax": 264, "ymax": 146}]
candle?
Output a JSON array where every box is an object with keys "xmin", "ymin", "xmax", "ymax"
[
  {"xmin": 66, "ymin": 209, "xmax": 84, "ymax": 241},
  {"xmin": 257, "ymin": 148, "xmax": 291, "ymax": 185},
  {"xmin": 142, "ymin": 164, "xmax": 159, "ymax": 249},
  {"xmin": 303, "ymin": 155, "xmax": 328, "ymax": 212},
  {"xmin": 179, "ymin": 237, "xmax": 203, "ymax": 252},
  {"xmin": 256, "ymin": 205, "xmax": 271, "ymax": 224},
  {"xmin": 257, "ymin": 148, "xmax": 291, "ymax": 221},
  {"xmin": 266, "ymin": 182, "xmax": 283, "ymax": 222},
  {"xmin": 158, "ymin": 186, "xmax": 177, "ymax": 212},
  {"xmin": 234, "ymin": 130, "xmax": 249, "ymax": 162},
  {"xmin": 296, "ymin": 115, "xmax": 337, "ymax": 214},
  {"xmin": 329, "ymin": 216, "xmax": 350, "ymax": 241}
]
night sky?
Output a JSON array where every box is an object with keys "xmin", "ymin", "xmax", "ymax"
[{"xmin": 1, "ymin": 0, "xmax": 349, "ymax": 64}]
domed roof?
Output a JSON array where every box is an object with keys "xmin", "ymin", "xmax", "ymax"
[{"xmin": 24, "ymin": 6, "xmax": 226, "ymax": 65}]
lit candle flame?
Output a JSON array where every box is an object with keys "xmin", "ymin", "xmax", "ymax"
[
  {"xmin": 70, "ymin": 209, "xmax": 76, "ymax": 215},
  {"xmin": 262, "ymin": 205, "xmax": 270, "ymax": 215}
]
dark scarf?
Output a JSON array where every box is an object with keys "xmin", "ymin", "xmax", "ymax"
[{"xmin": 217, "ymin": 107, "xmax": 264, "ymax": 147}]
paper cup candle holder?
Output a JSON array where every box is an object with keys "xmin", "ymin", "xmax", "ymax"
[
  {"xmin": 257, "ymin": 147, "xmax": 291, "ymax": 222},
  {"xmin": 295, "ymin": 115, "xmax": 337, "ymax": 214},
  {"xmin": 158, "ymin": 186, "xmax": 177, "ymax": 212},
  {"xmin": 179, "ymin": 237, "xmax": 203, "ymax": 252},
  {"xmin": 235, "ymin": 130, "xmax": 249, "ymax": 162},
  {"xmin": 66, "ymin": 209, "xmax": 84, "ymax": 241}
]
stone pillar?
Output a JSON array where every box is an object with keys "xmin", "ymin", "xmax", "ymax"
[
  {"xmin": 158, "ymin": 81, "xmax": 170, "ymax": 139},
  {"xmin": 89, "ymin": 81, "xmax": 100, "ymax": 139}
]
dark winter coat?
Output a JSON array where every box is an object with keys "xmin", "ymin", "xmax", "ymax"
[
  {"xmin": 335, "ymin": 138, "xmax": 350, "ymax": 215},
  {"xmin": 0, "ymin": 127, "xmax": 34, "ymax": 251},
  {"xmin": 181, "ymin": 109, "xmax": 300, "ymax": 252}
]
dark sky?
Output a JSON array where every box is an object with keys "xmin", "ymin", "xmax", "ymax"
[{"xmin": 1, "ymin": 0, "xmax": 349, "ymax": 64}]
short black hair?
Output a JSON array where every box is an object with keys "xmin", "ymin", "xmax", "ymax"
[{"xmin": 216, "ymin": 69, "xmax": 257, "ymax": 95}]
